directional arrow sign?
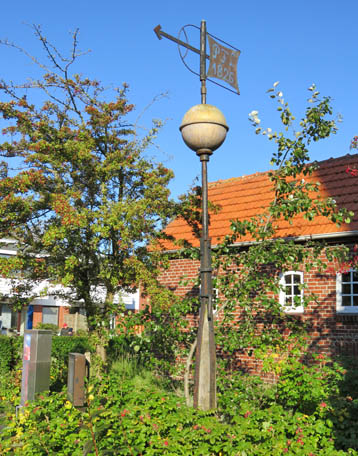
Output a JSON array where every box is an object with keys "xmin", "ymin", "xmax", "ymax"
[
  {"xmin": 154, "ymin": 23, "xmax": 240, "ymax": 96},
  {"xmin": 154, "ymin": 24, "xmax": 209, "ymax": 59}
]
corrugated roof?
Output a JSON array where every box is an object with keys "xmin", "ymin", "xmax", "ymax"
[{"xmin": 161, "ymin": 154, "xmax": 358, "ymax": 250}]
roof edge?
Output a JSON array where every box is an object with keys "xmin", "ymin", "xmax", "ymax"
[
  {"xmin": 161, "ymin": 230, "xmax": 358, "ymax": 254},
  {"xmin": 230, "ymin": 230, "xmax": 358, "ymax": 248}
]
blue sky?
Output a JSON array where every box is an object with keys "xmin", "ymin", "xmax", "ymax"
[{"xmin": 1, "ymin": 0, "xmax": 357, "ymax": 198}]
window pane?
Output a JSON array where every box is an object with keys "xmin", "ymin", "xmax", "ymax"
[
  {"xmin": 285, "ymin": 274, "xmax": 293, "ymax": 285},
  {"xmin": 354, "ymin": 296, "xmax": 358, "ymax": 307},
  {"xmin": 353, "ymin": 271, "xmax": 358, "ymax": 282},
  {"xmin": 1, "ymin": 305, "xmax": 10, "ymax": 328},
  {"xmin": 342, "ymin": 284, "xmax": 351, "ymax": 294},
  {"xmin": 342, "ymin": 272, "xmax": 351, "ymax": 283},
  {"xmin": 293, "ymin": 274, "xmax": 301, "ymax": 284},
  {"xmin": 342, "ymin": 295, "xmax": 352, "ymax": 307},
  {"xmin": 42, "ymin": 307, "xmax": 58, "ymax": 325},
  {"xmin": 293, "ymin": 286, "xmax": 300, "ymax": 296},
  {"xmin": 285, "ymin": 296, "xmax": 292, "ymax": 305},
  {"xmin": 354, "ymin": 284, "xmax": 358, "ymax": 294}
]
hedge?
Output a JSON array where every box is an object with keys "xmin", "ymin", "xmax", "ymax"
[
  {"xmin": 0, "ymin": 336, "xmax": 14, "ymax": 373},
  {"xmin": 0, "ymin": 335, "xmax": 92, "ymax": 374}
]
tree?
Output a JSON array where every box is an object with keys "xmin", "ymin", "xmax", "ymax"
[{"xmin": 0, "ymin": 26, "xmax": 179, "ymax": 334}]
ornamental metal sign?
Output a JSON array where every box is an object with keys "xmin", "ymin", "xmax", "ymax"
[
  {"xmin": 154, "ymin": 22, "xmax": 241, "ymax": 97},
  {"xmin": 207, "ymin": 36, "xmax": 240, "ymax": 94}
]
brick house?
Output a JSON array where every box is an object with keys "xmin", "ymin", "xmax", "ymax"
[{"xmin": 154, "ymin": 154, "xmax": 358, "ymax": 374}]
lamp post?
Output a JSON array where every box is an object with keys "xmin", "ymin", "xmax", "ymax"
[{"xmin": 180, "ymin": 104, "xmax": 228, "ymax": 410}]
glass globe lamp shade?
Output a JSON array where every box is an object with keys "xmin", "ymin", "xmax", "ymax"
[{"xmin": 180, "ymin": 104, "xmax": 229, "ymax": 153}]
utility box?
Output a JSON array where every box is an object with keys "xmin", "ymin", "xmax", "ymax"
[
  {"xmin": 67, "ymin": 353, "xmax": 86, "ymax": 407},
  {"xmin": 20, "ymin": 330, "xmax": 52, "ymax": 406}
]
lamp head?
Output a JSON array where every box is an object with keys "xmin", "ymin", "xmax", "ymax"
[{"xmin": 180, "ymin": 104, "xmax": 229, "ymax": 154}]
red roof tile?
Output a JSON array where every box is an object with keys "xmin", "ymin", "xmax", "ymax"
[{"xmin": 161, "ymin": 154, "xmax": 358, "ymax": 250}]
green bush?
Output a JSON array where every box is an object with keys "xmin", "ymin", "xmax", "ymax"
[
  {"xmin": 50, "ymin": 336, "xmax": 92, "ymax": 391},
  {"xmin": 0, "ymin": 335, "xmax": 92, "ymax": 392},
  {"xmin": 0, "ymin": 335, "xmax": 14, "ymax": 373},
  {"xmin": 217, "ymin": 370, "xmax": 275, "ymax": 422},
  {"xmin": 275, "ymin": 353, "xmax": 345, "ymax": 414},
  {"xmin": 74, "ymin": 328, "xmax": 88, "ymax": 337},
  {"xmin": 3, "ymin": 341, "xmax": 358, "ymax": 454},
  {"xmin": 107, "ymin": 334, "xmax": 151, "ymax": 366},
  {"xmin": 35, "ymin": 322, "xmax": 59, "ymax": 335},
  {"xmin": 1, "ymin": 366, "xmax": 358, "ymax": 455},
  {"xmin": 51, "ymin": 336, "xmax": 92, "ymax": 361}
]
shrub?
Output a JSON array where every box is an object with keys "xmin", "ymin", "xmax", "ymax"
[
  {"xmin": 3, "ymin": 338, "xmax": 358, "ymax": 454},
  {"xmin": 74, "ymin": 328, "xmax": 88, "ymax": 337},
  {"xmin": 35, "ymin": 322, "xmax": 59, "ymax": 335},
  {"xmin": 1, "ymin": 367, "xmax": 357, "ymax": 455},
  {"xmin": 0, "ymin": 336, "xmax": 14, "ymax": 373},
  {"xmin": 274, "ymin": 353, "xmax": 345, "ymax": 414},
  {"xmin": 107, "ymin": 334, "xmax": 151, "ymax": 366},
  {"xmin": 51, "ymin": 336, "xmax": 92, "ymax": 361},
  {"xmin": 50, "ymin": 336, "xmax": 92, "ymax": 391},
  {"xmin": 217, "ymin": 370, "xmax": 275, "ymax": 422},
  {"xmin": 0, "ymin": 335, "xmax": 92, "ymax": 392}
]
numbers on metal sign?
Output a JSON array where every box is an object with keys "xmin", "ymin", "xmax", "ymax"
[
  {"xmin": 210, "ymin": 63, "xmax": 235, "ymax": 84},
  {"xmin": 207, "ymin": 36, "xmax": 240, "ymax": 93}
]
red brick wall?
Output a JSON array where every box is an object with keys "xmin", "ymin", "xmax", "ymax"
[
  {"xmin": 158, "ymin": 258, "xmax": 200, "ymax": 297},
  {"xmin": 32, "ymin": 305, "xmax": 43, "ymax": 328},
  {"xmin": 157, "ymin": 258, "xmax": 200, "ymax": 329},
  {"xmin": 58, "ymin": 306, "xmax": 68, "ymax": 329}
]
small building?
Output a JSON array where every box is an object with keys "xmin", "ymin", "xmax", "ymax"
[{"xmin": 154, "ymin": 154, "xmax": 358, "ymax": 374}]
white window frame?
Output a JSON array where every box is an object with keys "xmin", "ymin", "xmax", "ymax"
[
  {"xmin": 279, "ymin": 271, "xmax": 304, "ymax": 314},
  {"xmin": 336, "ymin": 269, "xmax": 358, "ymax": 314}
]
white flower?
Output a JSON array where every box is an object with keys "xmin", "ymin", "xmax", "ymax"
[
  {"xmin": 249, "ymin": 110, "xmax": 259, "ymax": 117},
  {"xmin": 273, "ymin": 81, "xmax": 280, "ymax": 87}
]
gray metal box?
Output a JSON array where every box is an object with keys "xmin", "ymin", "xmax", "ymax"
[{"xmin": 20, "ymin": 330, "xmax": 52, "ymax": 406}]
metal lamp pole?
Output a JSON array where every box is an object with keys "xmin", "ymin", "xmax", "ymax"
[
  {"xmin": 194, "ymin": 20, "xmax": 216, "ymax": 410},
  {"xmin": 195, "ymin": 143, "xmax": 216, "ymax": 410},
  {"xmin": 154, "ymin": 18, "xmax": 236, "ymax": 411},
  {"xmin": 180, "ymin": 23, "xmax": 229, "ymax": 409}
]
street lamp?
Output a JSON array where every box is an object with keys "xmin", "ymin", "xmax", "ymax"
[{"xmin": 180, "ymin": 103, "xmax": 228, "ymax": 410}]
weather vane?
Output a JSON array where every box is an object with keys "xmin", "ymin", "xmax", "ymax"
[{"xmin": 154, "ymin": 21, "xmax": 241, "ymax": 104}]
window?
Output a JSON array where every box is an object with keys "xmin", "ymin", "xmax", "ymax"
[
  {"xmin": 336, "ymin": 270, "xmax": 358, "ymax": 313},
  {"xmin": 0, "ymin": 303, "xmax": 18, "ymax": 329},
  {"xmin": 42, "ymin": 306, "xmax": 59, "ymax": 325},
  {"xmin": 279, "ymin": 271, "xmax": 304, "ymax": 313}
]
